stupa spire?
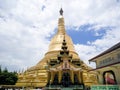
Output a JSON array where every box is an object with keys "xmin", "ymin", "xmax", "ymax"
[
  {"xmin": 58, "ymin": 8, "xmax": 66, "ymax": 34},
  {"xmin": 47, "ymin": 8, "xmax": 77, "ymax": 53}
]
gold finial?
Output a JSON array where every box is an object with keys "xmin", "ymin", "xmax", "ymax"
[{"xmin": 60, "ymin": 8, "xmax": 63, "ymax": 16}]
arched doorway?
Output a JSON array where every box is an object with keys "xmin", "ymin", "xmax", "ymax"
[
  {"xmin": 62, "ymin": 72, "xmax": 71, "ymax": 87},
  {"xmin": 103, "ymin": 70, "xmax": 117, "ymax": 85}
]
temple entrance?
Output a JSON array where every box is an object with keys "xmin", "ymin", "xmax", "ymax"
[{"xmin": 62, "ymin": 72, "xmax": 71, "ymax": 87}]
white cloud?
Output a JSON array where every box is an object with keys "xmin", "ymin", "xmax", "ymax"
[
  {"xmin": 0, "ymin": 0, "xmax": 120, "ymax": 71},
  {"xmin": 75, "ymin": 27, "xmax": 120, "ymax": 68}
]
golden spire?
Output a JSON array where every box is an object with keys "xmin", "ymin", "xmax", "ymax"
[{"xmin": 57, "ymin": 8, "xmax": 66, "ymax": 35}]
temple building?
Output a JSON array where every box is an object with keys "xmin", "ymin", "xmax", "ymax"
[
  {"xmin": 16, "ymin": 8, "xmax": 98, "ymax": 88},
  {"xmin": 89, "ymin": 42, "xmax": 120, "ymax": 85}
]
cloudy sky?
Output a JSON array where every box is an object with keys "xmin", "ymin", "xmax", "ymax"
[{"xmin": 0, "ymin": 0, "xmax": 120, "ymax": 72}]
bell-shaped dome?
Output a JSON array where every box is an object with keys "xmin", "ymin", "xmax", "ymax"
[{"xmin": 48, "ymin": 33, "xmax": 75, "ymax": 52}]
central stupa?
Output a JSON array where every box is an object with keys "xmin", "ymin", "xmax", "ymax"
[{"xmin": 16, "ymin": 8, "xmax": 97, "ymax": 88}]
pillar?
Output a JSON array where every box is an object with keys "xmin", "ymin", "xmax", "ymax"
[
  {"xmin": 71, "ymin": 70, "xmax": 74, "ymax": 84},
  {"xmin": 50, "ymin": 71, "xmax": 54, "ymax": 84},
  {"xmin": 78, "ymin": 71, "xmax": 82, "ymax": 83},
  {"xmin": 98, "ymin": 71, "xmax": 103, "ymax": 84},
  {"xmin": 58, "ymin": 70, "xmax": 62, "ymax": 83}
]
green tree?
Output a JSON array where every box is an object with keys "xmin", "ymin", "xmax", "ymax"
[{"xmin": 0, "ymin": 67, "xmax": 18, "ymax": 85}]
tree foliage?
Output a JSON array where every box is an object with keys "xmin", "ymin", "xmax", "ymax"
[{"xmin": 0, "ymin": 66, "xmax": 18, "ymax": 85}]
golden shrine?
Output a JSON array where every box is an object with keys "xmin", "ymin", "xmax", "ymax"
[{"xmin": 16, "ymin": 8, "xmax": 98, "ymax": 88}]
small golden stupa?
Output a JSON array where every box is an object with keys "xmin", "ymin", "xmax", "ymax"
[{"xmin": 16, "ymin": 8, "xmax": 97, "ymax": 88}]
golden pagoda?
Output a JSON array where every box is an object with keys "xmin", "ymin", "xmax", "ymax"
[{"xmin": 16, "ymin": 8, "xmax": 98, "ymax": 88}]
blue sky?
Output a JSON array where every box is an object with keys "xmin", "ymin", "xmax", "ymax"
[
  {"xmin": 67, "ymin": 24, "xmax": 108, "ymax": 44},
  {"xmin": 0, "ymin": 0, "xmax": 120, "ymax": 71}
]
